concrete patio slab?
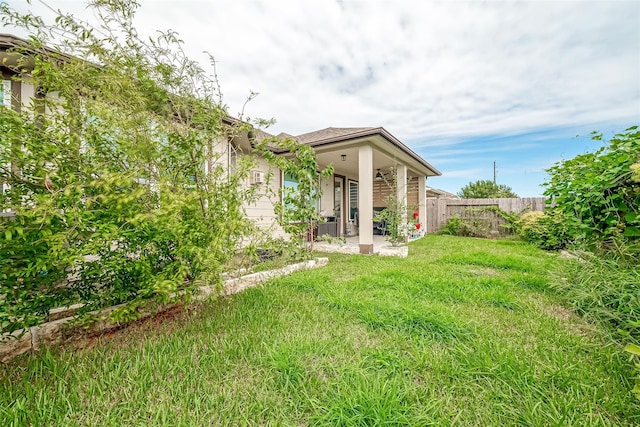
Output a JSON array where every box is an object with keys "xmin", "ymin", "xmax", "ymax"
[{"xmin": 314, "ymin": 234, "xmax": 424, "ymax": 257}]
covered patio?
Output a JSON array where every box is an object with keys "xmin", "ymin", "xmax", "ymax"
[{"xmin": 295, "ymin": 127, "xmax": 441, "ymax": 254}]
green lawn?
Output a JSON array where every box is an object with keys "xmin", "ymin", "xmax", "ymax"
[{"xmin": 1, "ymin": 235, "xmax": 638, "ymax": 426}]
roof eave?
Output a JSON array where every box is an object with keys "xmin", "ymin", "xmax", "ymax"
[{"xmin": 293, "ymin": 128, "xmax": 441, "ymax": 176}]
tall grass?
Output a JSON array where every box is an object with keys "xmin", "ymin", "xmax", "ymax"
[
  {"xmin": 1, "ymin": 235, "xmax": 638, "ymax": 425},
  {"xmin": 552, "ymin": 253, "xmax": 640, "ymax": 344}
]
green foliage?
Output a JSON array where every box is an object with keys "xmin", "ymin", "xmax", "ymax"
[
  {"xmin": 517, "ymin": 211, "xmax": 546, "ymax": 234},
  {"xmin": 544, "ymin": 126, "xmax": 640, "ymax": 258},
  {"xmin": 543, "ymin": 126, "xmax": 640, "ymax": 402},
  {"xmin": 516, "ymin": 210, "xmax": 572, "ymax": 250},
  {"xmin": 457, "ymin": 179, "xmax": 518, "ymax": 198},
  {"xmin": 372, "ymin": 170, "xmax": 418, "ymax": 246},
  {"xmin": 240, "ymin": 233, "xmax": 305, "ymax": 272},
  {"xmin": 255, "ymin": 136, "xmax": 333, "ymax": 254},
  {"xmin": 551, "ymin": 251, "xmax": 640, "ymax": 399},
  {"xmin": 561, "ymin": 270, "xmax": 640, "ymax": 403},
  {"xmin": 625, "ymin": 343, "xmax": 640, "ymax": 401},
  {"xmin": 552, "ymin": 254, "xmax": 640, "ymax": 345},
  {"xmin": 631, "ymin": 162, "xmax": 640, "ymax": 183},
  {"xmin": 373, "ymin": 195, "xmax": 415, "ymax": 246},
  {"xmin": 439, "ymin": 214, "xmax": 471, "ymax": 237},
  {"xmin": 316, "ymin": 234, "xmax": 346, "ymax": 245},
  {"xmin": 439, "ymin": 206, "xmax": 524, "ymax": 239},
  {"xmin": 0, "ymin": 0, "xmax": 261, "ymax": 334}
]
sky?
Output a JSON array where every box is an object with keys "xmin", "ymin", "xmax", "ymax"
[{"xmin": 4, "ymin": 0, "xmax": 640, "ymax": 196}]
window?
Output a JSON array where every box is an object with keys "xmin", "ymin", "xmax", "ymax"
[
  {"xmin": 1, "ymin": 80, "xmax": 12, "ymax": 109},
  {"xmin": 282, "ymin": 171, "xmax": 318, "ymax": 215},
  {"xmin": 348, "ymin": 180, "xmax": 358, "ymax": 222},
  {"xmin": 283, "ymin": 172, "xmax": 298, "ymax": 192}
]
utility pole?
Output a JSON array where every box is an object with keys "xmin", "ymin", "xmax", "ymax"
[{"xmin": 493, "ymin": 161, "xmax": 496, "ymax": 184}]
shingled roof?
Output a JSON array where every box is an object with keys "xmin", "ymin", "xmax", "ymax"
[
  {"xmin": 295, "ymin": 127, "xmax": 377, "ymax": 145},
  {"xmin": 291, "ymin": 126, "xmax": 441, "ymax": 176}
]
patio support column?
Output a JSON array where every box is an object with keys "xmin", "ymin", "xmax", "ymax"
[
  {"xmin": 418, "ymin": 176, "xmax": 427, "ymax": 235},
  {"xmin": 396, "ymin": 164, "xmax": 408, "ymax": 243},
  {"xmin": 358, "ymin": 145, "xmax": 374, "ymax": 254}
]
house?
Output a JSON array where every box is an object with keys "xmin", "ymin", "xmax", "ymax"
[
  {"xmin": 1, "ymin": 34, "xmax": 36, "ymax": 113},
  {"xmin": 1, "ymin": 33, "xmax": 441, "ymax": 255},
  {"xmin": 426, "ymin": 187, "xmax": 459, "ymax": 199},
  {"xmin": 236, "ymin": 127, "xmax": 440, "ymax": 253}
]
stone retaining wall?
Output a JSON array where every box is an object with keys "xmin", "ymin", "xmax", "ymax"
[
  {"xmin": 378, "ymin": 245, "xmax": 408, "ymax": 258},
  {"xmin": 311, "ymin": 242, "xmax": 360, "ymax": 255},
  {"xmin": 0, "ymin": 257, "xmax": 329, "ymax": 362}
]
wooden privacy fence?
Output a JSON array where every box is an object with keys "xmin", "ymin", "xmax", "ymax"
[{"xmin": 426, "ymin": 197, "xmax": 547, "ymax": 234}]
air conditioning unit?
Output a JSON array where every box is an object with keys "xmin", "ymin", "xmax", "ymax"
[{"xmin": 252, "ymin": 170, "xmax": 265, "ymax": 185}]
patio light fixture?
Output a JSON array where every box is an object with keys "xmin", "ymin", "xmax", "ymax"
[
  {"xmin": 375, "ymin": 169, "xmax": 384, "ymax": 181},
  {"xmin": 341, "ymin": 154, "xmax": 347, "ymax": 161}
]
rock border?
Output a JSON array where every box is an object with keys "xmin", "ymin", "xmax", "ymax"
[
  {"xmin": 378, "ymin": 244, "xmax": 409, "ymax": 258},
  {"xmin": 1, "ymin": 257, "xmax": 329, "ymax": 362},
  {"xmin": 314, "ymin": 241, "xmax": 409, "ymax": 257}
]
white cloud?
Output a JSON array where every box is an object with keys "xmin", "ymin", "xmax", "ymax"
[{"xmin": 5, "ymin": 0, "xmax": 639, "ymax": 143}]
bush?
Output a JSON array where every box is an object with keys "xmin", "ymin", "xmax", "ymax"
[
  {"xmin": 0, "ymin": 4, "xmax": 255, "ymax": 334},
  {"xmin": 517, "ymin": 211, "xmax": 572, "ymax": 250},
  {"xmin": 439, "ymin": 215, "xmax": 471, "ymax": 237},
  {"xmin": 0, "ymin": 1, "xmax": 324, "ymax": 335},
  {"xmin": 544, "ymin": 126, "xmax": 640, "ymax": 258},
  {"xmin": 373, "ymin": 195, "xmax": 416, "ymax": 246}
]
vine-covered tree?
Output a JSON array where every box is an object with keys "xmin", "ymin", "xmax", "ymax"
[
  {"xmin": 544, "ymin": 126, "xmax": 640, "ymax": 256},
  {"xmin": 255, "ymin": 136, "xmax": 333, "ymax": 252},
  {"xmin": 457, "ymin": 180, "xmax": 518, "ymax": 198},
  {"xmin": 0, "ymin": 0, "xmax": 325, "ymax": 334}
]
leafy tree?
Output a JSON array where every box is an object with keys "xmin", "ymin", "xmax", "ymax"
[
  {"xmin": 0, "ymin": 0, "xmax": 323, "ymax": 334},
  {"xmin": 457, "ymin": 180, "xmax": 518, "ymax": 198},
  {"xmin": 255, "ymin": 136, "xmax": 333, "ymax": 253},
  {"xmin": 544, "ymin": 126, "xmax": 640, "ymax": 257}
]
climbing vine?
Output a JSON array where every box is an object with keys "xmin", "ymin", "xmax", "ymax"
[
  {"xmin": 544, "ymin": 126, "xmax": 640, "ymax": 257},
  {"xmin": 0, "ymin": 0, "xmax": 262, "ymax": 334},
  {"xmin": 255, "ymin": 136, "xmax": 333, "ymax": 254}
]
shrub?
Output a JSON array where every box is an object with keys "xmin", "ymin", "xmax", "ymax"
[
  {"xmin": 439, "ymin": 215, "xmax": 471, "ymax": 237},
  {"xmin": 0, "ymin": 2, "xmax": 258, "ymax": 335},
  {"xmin": 0, "ymin": 1, "xmax": 325, "ymax": 335},
  {"xmin": 517, "ymin": 211, "xmax": 571, "ymax": 250},
  {"xmin": 544, "ymin": 126, "xmax": 640, "ymax": 259},
  {"xmin": 373, "ymin": 195, "xmax": 416, "ymax": 246},
  {"xmin": 439, "ymin": 207, "xmax": 522, "ymax": 239}
]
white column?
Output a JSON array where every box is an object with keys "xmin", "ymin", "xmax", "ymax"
[
  {"xmin": 358, "ymin": 145, "xmax": 374, "ymax": 254},
  {"xmin": 396, "ymin": 164, "xmax": 408, "ymax": 242},
  {"xmin": 418, "ymin": 176, "xmax": 427, "ymax": 235}
]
